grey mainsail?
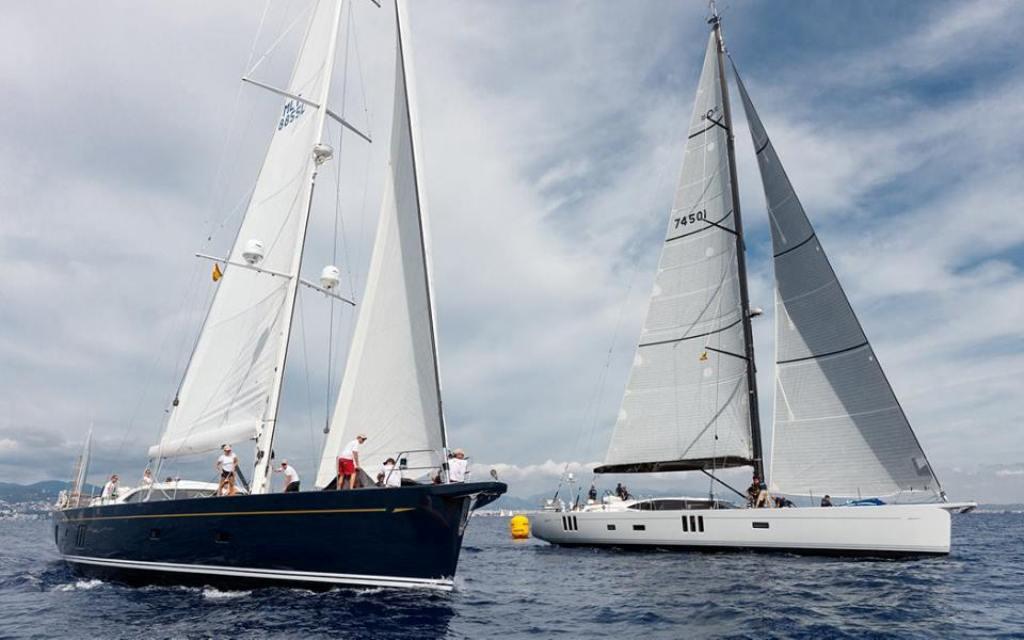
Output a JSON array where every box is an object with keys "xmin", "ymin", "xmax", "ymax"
[
  {"xmin": 734, "ymin": 67, "xmax": 941, "ymax": 498},
  {"xmin": 598, "ymin": 29, "xmax": 757, "ymax": 474}
]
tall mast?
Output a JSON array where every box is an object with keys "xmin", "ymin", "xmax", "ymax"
[
  {"xmin": 710, "ymin": 8, "xmax": 765, "ymax": 481},
  {"xmin": 251, "ymin": 0, "xmax": 346, "ymax": 493}
]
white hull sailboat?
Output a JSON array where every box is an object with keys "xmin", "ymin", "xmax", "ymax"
[{"xmin": 533, "ymin": 9, "xmax": 972, "ymax": 556}]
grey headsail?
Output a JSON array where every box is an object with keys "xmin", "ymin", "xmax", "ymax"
[
  {"xmin": 597, "ymin": 30, "xmax": 756, "ymax": 474},
  {"xmin": 733, "ymin": 65, "xmax": 942, "ymax": 498}
]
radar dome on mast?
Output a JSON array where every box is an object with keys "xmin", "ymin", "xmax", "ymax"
[
  {"xmin": 319, "ymin": 265, "xmax": 341, "ymax": 290},
  {"xmin": 313, "ymin": 143, "xmax": 334, "ymax": 165},
  {"xmin": 242, "ymin": 239, "xmax": 265, "ymax": 265}
]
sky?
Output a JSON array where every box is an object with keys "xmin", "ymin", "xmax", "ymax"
[{"xmin": 0, "ymin": 1, "xmax": 1022, "ymax": 502}]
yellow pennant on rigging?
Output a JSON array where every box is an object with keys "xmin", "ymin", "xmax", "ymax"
[
  {"xmin": 212, "ymin": 263, "xmax": 223, "ymax": 282},
  {"xmin": 699, "ymin": 351, "xmax": 709, "ymax": 361}
]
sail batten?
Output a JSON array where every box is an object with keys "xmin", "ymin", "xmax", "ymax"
[
  {"xmin": 315, "ymin": 0, "xmax": 445, "ymax": 487},
  {"xmin": 733, "ymin": 66, "xmax": 942, "ymax": 498},
  {"xmin": 599, "ymin": 30, "xmax": 755, "ymax": 474}
]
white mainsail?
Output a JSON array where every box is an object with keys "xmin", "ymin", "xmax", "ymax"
[
  {"xmin": 315, "ymin": 1, "xmax": 446, "ymax": 487},
  {"xmin": 150, "ymin": 1, "xmax": 343, "ymax": 495},
  {"xmin": 734, "ymin": 68, "xmax": 941, "ymax": 498},
  {"xmin": 598, "ymin": 31, "xmax": 754, "ymax": 473}
]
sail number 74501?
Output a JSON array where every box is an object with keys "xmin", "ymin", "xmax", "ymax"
[{"xmin": 674, "ymin": 210, "xmax": 707, "ymax": 228}]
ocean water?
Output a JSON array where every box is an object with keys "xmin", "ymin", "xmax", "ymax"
[{"xmin": 0, "ymin": 512, "xmax": 1021, "ymax": 639}]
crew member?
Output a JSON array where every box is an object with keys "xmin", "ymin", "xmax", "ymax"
[
  {"xmin": 275, "ymin": 460, "xmax": 300, "ymax": 492},
  {"xmin": 821, "ymin": 494, "xmax": 833, "ymax": 507},
  {"xmin": 140, "ymin": 468, "xmax": 154, "ymax": 487},
  {"xmin": 448, "ymin": 448, "xmax": 469, "ymax": 483},
  {"xmin": 101, "ymin": 474, "xmax": 120, "ymax": 500},
  {"xmin": 216, "ymin": 445, "xmax": 239, "ymax": 496},
  {"xmin": 337, "ymin": 434, "xmax": 367, "ymax": 490},
  {"xmin": 380, "ymin": 458, "xmax": 401, "ymax": 488},
  {"xmin": 746, "ymin": 475, "xmax": 761, "ymax": 507},
  {"xmin": 755, "ymin": 482, "xmax": 770, "ymax": 508},
  {"xmin": 588, "ymin": 484, "xmax": 598, "ymax": 502}
]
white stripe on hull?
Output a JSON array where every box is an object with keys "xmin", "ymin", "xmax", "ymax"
[
  {"xmin": 61, "ymin": 554, "xmax": 453, "ymax": 591},
  {"xmin": 532, "ymin": 505, "xmax": 950, "ymax": 555}
]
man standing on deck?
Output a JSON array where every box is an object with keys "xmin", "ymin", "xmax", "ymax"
[
  {"xmin": 101, "ymin": 474, "xmax": 120, "ymax": 500},
  {"xmin": 448, "ymin": 449, "xmax": 469, "ymax": 483},
  {"xmin": 337, "ymin": 434, "xmax": 367, "ymax": 490},
  {"xmin": 275, "ymin": 460, "xmax": 301, "ymax": 492},
  {"xmin": 216, "ymin": 445, "xmax": 239, "ymax": 496}
]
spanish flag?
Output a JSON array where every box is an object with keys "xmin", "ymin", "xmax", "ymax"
[{"xmin": 212, "ymin": 263, "xmax": 223, "ymax": 282}]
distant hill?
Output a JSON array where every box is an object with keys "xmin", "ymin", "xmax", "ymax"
[{"xmin": 0, "ymin": 481, "xmax": 100, "ymax": 503}]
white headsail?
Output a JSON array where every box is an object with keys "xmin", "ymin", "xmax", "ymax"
[
  {"xmin": 598, "ymin": 31, "xmax": 755, "ymax": 474},
  {"xmin": 734, "ymin": 67, "xmax": 941, "ymax": 498},
  {"xmin": 316, "ymin": 0, "xmax": 446, "ymax": 487},
  {"xmin": 150, "ymin": 1, "xmax": 344, "ymax": 495}
]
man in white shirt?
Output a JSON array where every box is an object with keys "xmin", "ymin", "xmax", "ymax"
[
  {"xmin": 101, "ymin": 474, "xmax": 120, "ymax": 500},
  {"xmin": 337, "ymin": 434, "xmax": 367, "ymax": 490},
  {"xmin": 275, "ymin": 460, "xmax": 301, "ymax": 492},
  {"xmin": 378, "ymin": 457, "xmax": 401, "ymax": 488},
  {"xmin": 448, "ymin": 449, "xmax": 469, "ymax": 483},
  {"xmin": 216, "ymin": 445, "xmax": 239, "ymax": 496},
  {"xmin": 140, "ymin": 469, "xmax": 154, "ymax": 487}
]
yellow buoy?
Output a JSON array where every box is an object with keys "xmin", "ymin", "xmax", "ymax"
[{"xmin": 509, "ymin": 513, "xmax": 530, "ymax": 539}]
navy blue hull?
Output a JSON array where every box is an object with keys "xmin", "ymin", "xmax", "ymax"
[{"xmin": 53, "ymin": 482, "xmax": 506, "ymax": 590}]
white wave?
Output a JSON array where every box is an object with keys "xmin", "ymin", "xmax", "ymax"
[
  {"xmin": 202, "ymin": 588, "xmax": 252, "ymax": 600},
  {"xmin": 57, "ymin": 579, "xmax": 104, "ymax": 591},
  {"xmin": 354, "ymin": 587, "xmax": 387, "ymax": 596}
]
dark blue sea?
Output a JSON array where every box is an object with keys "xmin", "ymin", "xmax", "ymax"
[{"xmin": 1, "ymin": 512, "xmax": 1021, "ymax": 639}]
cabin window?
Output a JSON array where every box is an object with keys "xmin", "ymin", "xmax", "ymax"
[
  {"xmin": 607, "ymin": 524, "xmax": 616, "ymax": 531},
  {"xmin": 698, "ymin": 515, "xmax": 705, "ymax": 532},
  {"xmin": 633, "ymin": 524, "xmax": 645, "ymax": 531},
  {"xmin": 75, "ymin": 524, "xmax": 87, "ymax": 547},
  {"xmin": 752, "ymin": 522, "xmax": 769, "ymax": 529},
  {"xmin": 689, "ymin": 515, "xmax": 697, "ymax": 532},
  {"xmin": 681, "ymin": 516, "xmax": 689, "ymax": 532},
  {"xmin": 53, "ymin": 526, "xmax": 59, "ymax": 546}
]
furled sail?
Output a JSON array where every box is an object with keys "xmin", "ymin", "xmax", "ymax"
[
  {"xmin": 150, "ymin": 0, "xmax": 342, "ymax": 476},
  {"xmin": 597, "ymin": 31, "xmax": 754, "ymax": 474},
  {"xmin": 316, "ymin": 1, "xmax": 446, "ymax": 487},
  {"xmin": 734, "ymin": 68, "xmax": 941, "ymax": 498}
]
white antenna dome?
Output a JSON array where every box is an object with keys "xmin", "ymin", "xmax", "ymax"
[
  {"xmin": 242, "ymin": 239, "xmax": 265, "ymax": 265},
  {"xmin": 313, "ymin": 143, "xmax": 334, "ymax": 165},
  {"xmin": 320, "ymin": 265, "xmax": 341, "ymax": 290},
  {"xmin": 749, "ymin": 307, "xmax": 764, "ymax": 318}
]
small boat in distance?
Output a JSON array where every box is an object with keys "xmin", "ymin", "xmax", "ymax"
[
  {"xmin": 53, "ymin": 0, "xmax": 504, "ymax": 591},
  {"xmin": 533, "ymin": 6, "xmax": 974, "ymax": 556}
]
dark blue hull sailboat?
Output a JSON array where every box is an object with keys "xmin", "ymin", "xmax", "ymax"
[
  {"xmin": 54, "ymin": 482, "xmax": 505, "ymax": 591},
  {"xmin": 54, "ymin": 1, "xmax": 508, "ymax": 593}
]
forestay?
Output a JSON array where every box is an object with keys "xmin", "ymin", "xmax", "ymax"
[
  {"xmin": 150, "ymin": 1, "xmax": 342, "ymax": 463},
  {"xmin": 598, "ymin": 32, "xmax": 754, "ymax": 474},
  {"xmin": 316, "ymin": 1, "xmax": 446, "ymax": 487},
  {"xmin": 734, "ymin": 68, "xmax": 941, "ymax": 498}
]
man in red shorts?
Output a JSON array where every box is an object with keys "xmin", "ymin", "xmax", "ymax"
[{"xmin": 337, "ymin": 434, "xmax": 367, "ymax": 490}]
